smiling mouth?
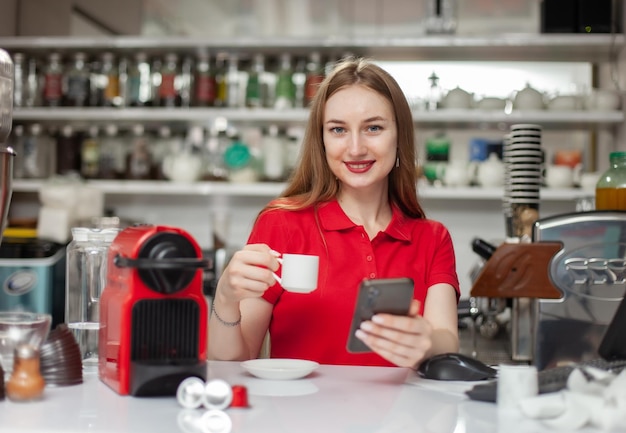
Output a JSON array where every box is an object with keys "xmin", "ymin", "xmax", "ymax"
[{"xmin": 345, "ymin": 161, "xmax": 374, "ymax": 172}]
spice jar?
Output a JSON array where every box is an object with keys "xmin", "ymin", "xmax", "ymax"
[{"xmin": 6, "ymin": 343, "xmax": 45, "ymax": 402}]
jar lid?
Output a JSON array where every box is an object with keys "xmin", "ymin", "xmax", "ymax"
[{"xmin": 610, "ymin": 151, "xmax": 626, "ymax": 159}]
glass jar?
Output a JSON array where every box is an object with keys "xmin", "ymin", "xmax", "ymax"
[
  {"xmin": 595, "ymin": 151, "xmax": 626, "ymax": 210},
  {"xmin": 65, "ymin": 227, "xmax": 119, "ymax": 374}
]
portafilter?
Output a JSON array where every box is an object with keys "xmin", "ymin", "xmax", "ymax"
[{"xmin": 0, "ymin": 48, "xmax": 16, "ymax": 243}]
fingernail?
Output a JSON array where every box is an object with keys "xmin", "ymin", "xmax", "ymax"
[
  {"xmin": 372, "ymin": 315, "xmax": 384, "ymax": 324},
  {"xmin": 360, "ymin": 321, "xmax": 373, "ymax": 331},
  {"xmin": 269, "ymin": 249, "xmax": 281, "ymax": 257},
  {"xmin": 355, "ymin": 330, "xmax": 366, "ymax": 340}
]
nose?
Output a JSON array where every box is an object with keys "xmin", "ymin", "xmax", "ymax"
[{"xmin": 347, "ymin": 132, "xmax": 366, "ymax": 156}]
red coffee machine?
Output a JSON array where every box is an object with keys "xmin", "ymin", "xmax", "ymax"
[{"xmin": 99, "ymin": 224, "xmax": 210, "ymax": 396}]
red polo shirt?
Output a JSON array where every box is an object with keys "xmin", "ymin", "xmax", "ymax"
[{"xmin": 248, "ymin": 199, "xmax": 459, "ymax": 366}]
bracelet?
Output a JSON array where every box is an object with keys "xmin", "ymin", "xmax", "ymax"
[{"xmin": 211, "ymin": 302, "xmax": 242, "ymax": 327}]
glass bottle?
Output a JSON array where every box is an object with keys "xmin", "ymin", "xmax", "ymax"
[
  {"xmin": 6, "ymin": 343, "xmax": 45, "ymax": 401},
  {"xmin": 225, "ymin": 53, "xmax": 240, "ymax": 108},
  {"xmin": 11, "ymin": 52, "xmax": 25, "ymax": 107},
  {"xmin": 126, "ymin": 51, "xmax": 153, "ymax": 107},
  {"xmin": 426, "ymin": 72, "xmax": 443, "ymax": 111},
  {"xmin": 193, "ymin": 52, "xmax": 216, "ymax": 107},
  {"xmin": 214, "ymin": 53, "xmax": 228, "ymax": 107},
  {"xmin": 158, "ymin": 53, "xmax": 179, "ymax": 107},
  {"xmin": 55, "ymin": 124, "xmax": 81, "ymax": 176},
  {"xmin": 64, "ymin": 52, "xmax": 90, "ymax": 107},
  {"xmin": 81, "ymin": 126, "xmax": 100, "ymax": 179},
  {"xmin": 178, "ymin": 55, "xmax": 193, "ymax": 108},
  {"xmin": 22, "ymin": 123, "xmax": 50, "ymax": 179},
  {"xmin": 43, "ymin": 52, "xmax": 63, "ymax": 107},
  {"xmin": 203, "ymin": 125, "xmax": 229, "ymax": 181},
  {"xmin": 100, "ymin": 52, "xmax": 120, "ymax": 107},
  {"xmin": 274, "ymin": 53, "xmax": 295, "ymax": 109},
  {"xmin": 595, "ymin": 151, "xmax": 626, "ymax": 210},
  {"xmin": 126, "ymin": 124, "xmax": 152, "ymax": 180},
  {"xmin": 304, "ymin": 51, "xmax": 324, "ymax": 106},
  {"xmin": 66, "ymin": 227, "xmax": 119, "ymax": 374},
  {"xmin": 98, "ymin": 124, "xmax": 123, "ymax": 180},
  {"xmin": 25, "ymin": 56, "xmax": 40, "ymax": 107},
  {"xmin": 262, "ymin": 124, "xmax": 285, "ymax": 181},
  {"xmin": 424, "ymin": 0, "xmax": 458, "ymax": 34},
  {"xmin": 246, "ymin": 53, "xmax": 266, "ymax": 108}
]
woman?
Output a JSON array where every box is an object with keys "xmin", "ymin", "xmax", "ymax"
[{"xmin": 208, "ymin": 57, "xmax": 459, "ymax": 368}]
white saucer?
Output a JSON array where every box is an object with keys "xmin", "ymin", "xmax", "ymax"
[{"xmin": 240, "ymin": 359, "xmax": 319, "ymax": 380}]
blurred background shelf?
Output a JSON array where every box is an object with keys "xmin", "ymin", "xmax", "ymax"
[
  {"xmin": 13, "ymin": 107, "xmax": 623, "ymax": 129},
  {"xmin": 12, "ymin": 179, "xmax": 594, "ymax": 201},
  {"xmin": 0, "ymin": 33, "xmax": 622, "ymax": 62}
]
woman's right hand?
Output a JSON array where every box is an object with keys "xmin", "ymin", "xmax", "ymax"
[{"xmin": 215, "ymin": 243, "xmax": 280, "ymax": 304}]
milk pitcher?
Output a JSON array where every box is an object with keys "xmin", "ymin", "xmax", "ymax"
[{"xmin": 65, "ymin": 227, "xmax": 119, "ymax": 373}]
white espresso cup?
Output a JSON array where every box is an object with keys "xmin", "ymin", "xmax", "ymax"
[{"xmin": 272, "ymin": 253, "xmax": 319, "ymax": 293}]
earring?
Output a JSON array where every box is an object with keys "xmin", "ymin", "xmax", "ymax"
[{"xmin": 395, "ymin": 157, "xmax": 400, "ymax": 168}]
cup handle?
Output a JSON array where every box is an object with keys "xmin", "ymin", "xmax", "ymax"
[{"xmin": 272, "ymin": 257, "xmax": 283, "ymax": 284}]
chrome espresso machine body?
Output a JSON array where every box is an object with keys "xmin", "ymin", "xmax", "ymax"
[
  {"xmin": 532, "ymin": 210, "xmax": 626, "ymax": 370},
  {"xmin": 0, "ymin": 49, "xmax": 16, "ymax": 242}
]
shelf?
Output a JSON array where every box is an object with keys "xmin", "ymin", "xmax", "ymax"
[
  {"xmin": 12, "ymin": 107, "xmax": 623, "ymax": 128},
  {"xmin": 12, "ymin": 179, "xmax": 592, "ymax": 201},
  {"xmin": 0, "ymin": 33, "xmax": 623, "ymax": 62}
]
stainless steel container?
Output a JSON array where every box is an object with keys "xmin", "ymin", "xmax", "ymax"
[{"xmin": 0, "ymin": 48, "xmax": 15, "ymax": 243}]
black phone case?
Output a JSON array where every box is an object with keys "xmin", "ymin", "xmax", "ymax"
[{"xmin": 346, "ymin": 277, "xmax": 414, "ymax": 353}]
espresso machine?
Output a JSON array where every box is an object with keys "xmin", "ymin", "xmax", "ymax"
[
  {"xmin": 0, "ymin": 48, "xmax": 16, "ymax": 242},
  {"xmin": 99, "ymin": 224, "xmax": 210, "ymax": 396}
]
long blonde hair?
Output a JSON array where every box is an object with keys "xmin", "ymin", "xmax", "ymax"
[{"xmin": 264, "ymin": 57, "xmax": 425, "ymax": 219}]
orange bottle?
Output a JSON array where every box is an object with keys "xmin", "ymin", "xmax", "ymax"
[
  {"xmin": 595, "ymin": 151, "xmax": 626, "ymax": 210},
  {"xmin": 6, "ymin": 344, "xmax": 45, "ymax": 402}
]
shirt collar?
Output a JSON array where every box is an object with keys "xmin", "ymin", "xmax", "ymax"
[{"xmin": 318, "ymin": 199, "xmax": 412, "ymax": 242}]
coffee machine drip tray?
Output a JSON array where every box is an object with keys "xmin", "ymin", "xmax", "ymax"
[{"xmin": 533, "ymin": 210, "xmax": 626, "ymax": 370}]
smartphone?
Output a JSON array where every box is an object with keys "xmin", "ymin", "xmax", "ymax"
[{"xmin": 346, "ymin": 277, "xmax": 414, "ymax": 353}]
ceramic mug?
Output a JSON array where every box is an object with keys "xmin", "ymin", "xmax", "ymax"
[{"xmin": 272, "ymin": 253, "xmax": 319, "ymax": 293}]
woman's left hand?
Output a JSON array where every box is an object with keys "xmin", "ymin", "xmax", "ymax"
[{"xmin": 354, "ymin": 300, "xmax": 433, "ymax": 368}]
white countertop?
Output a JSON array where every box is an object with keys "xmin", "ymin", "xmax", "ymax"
[{"xmin": 0, "ymin": 361, "xmax": 615, "ymax": 433}]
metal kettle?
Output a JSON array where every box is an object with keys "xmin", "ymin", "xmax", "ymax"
[{"xmin": 0, "ymin": 48, "xmax": 16, "ymax": 243}]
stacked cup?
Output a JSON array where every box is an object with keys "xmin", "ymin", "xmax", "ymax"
[{"xmin": 504, "ymin": 124, "xmax": 543, "ymax": 239}]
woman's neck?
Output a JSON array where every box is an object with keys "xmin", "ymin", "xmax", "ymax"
[{"xmin": 337, "ymin": 186, "xmax": 392, "ymax": 239}]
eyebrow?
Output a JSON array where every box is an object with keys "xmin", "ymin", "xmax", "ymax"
[{"xmin": 325, "ymin": 116, "xmax": 389, "ymax": 124}]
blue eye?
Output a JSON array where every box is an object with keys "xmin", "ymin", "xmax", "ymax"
[
  {"xmin": 368, "ymin": 125, "xmax": 381, "ymax": 132},
  {"xmin": 330, "ymin": 126, "xmax": 345, "ymax": 134}
]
